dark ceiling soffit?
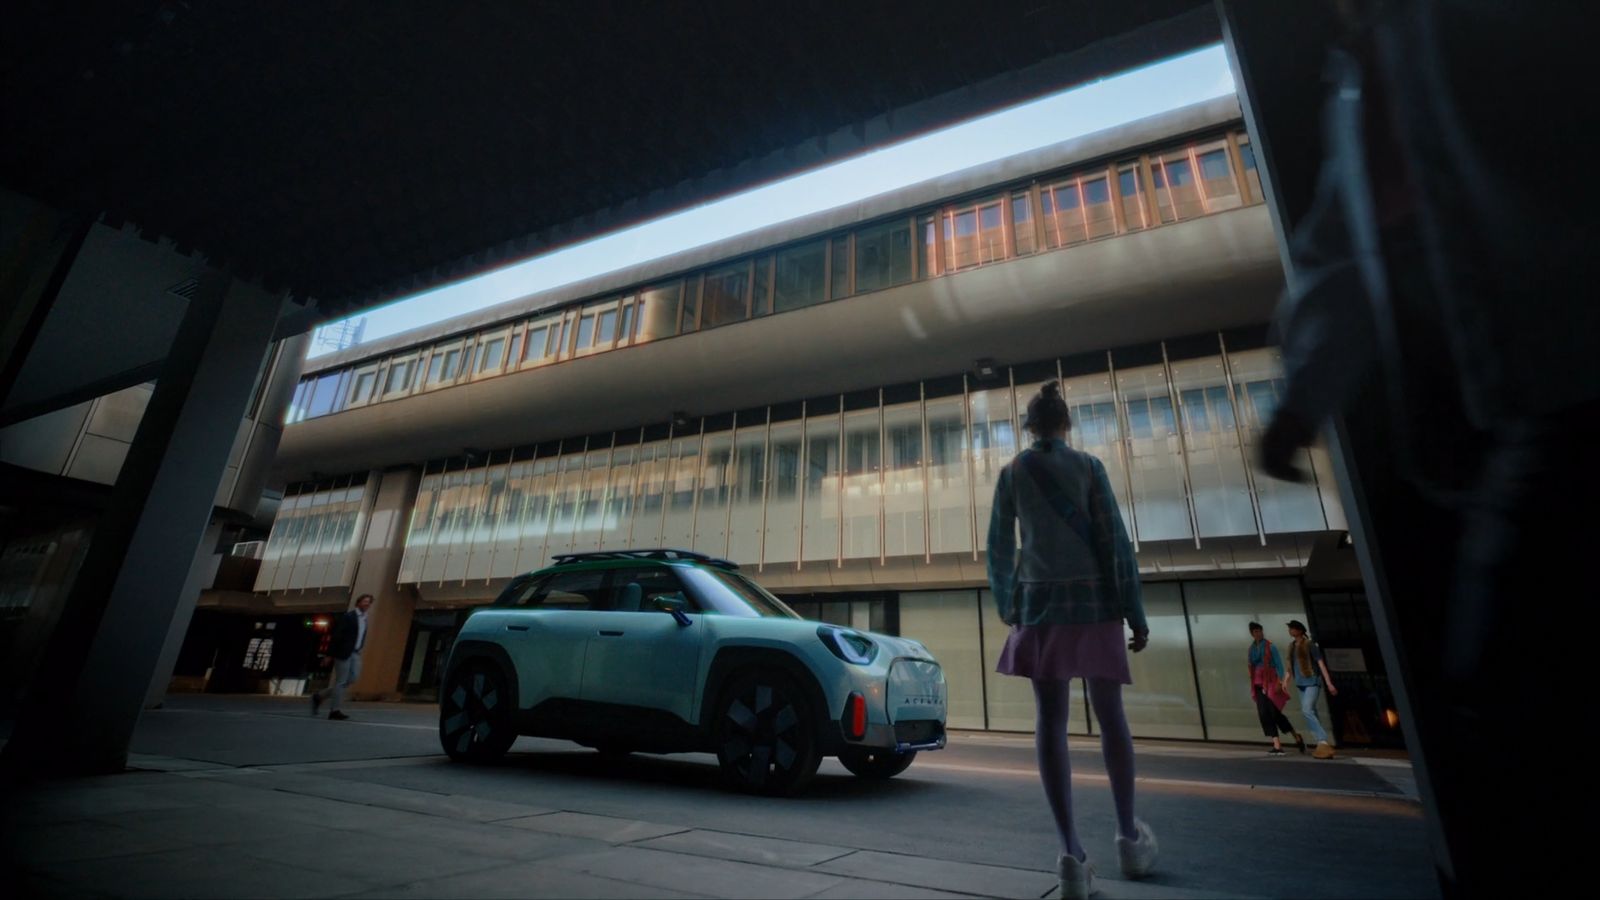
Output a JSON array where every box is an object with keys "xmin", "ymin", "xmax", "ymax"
[
  {"xmin": 1, "ymin": 3, "xmax": 1216, "ymax": 323},
  {"xmin": 325, "ymin": 6, "xmax": 1220, "ymax": 320}
]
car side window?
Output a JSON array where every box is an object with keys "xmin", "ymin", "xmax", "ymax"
[
  {"xmin": 522, "ymin": 570, "xmax": 607, "ymax": 610},
  {"xmin": 603, "ymin": 567, "xmax": 693, "ymax": 613},
  {"xmin": 498, "ymin": 575, "xmax": 544, "ymax": 607}
]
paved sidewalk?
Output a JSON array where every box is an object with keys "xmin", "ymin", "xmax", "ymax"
[{"xmin": 3, "ymin": 751, "xmax": 1258, "ymax": 899}]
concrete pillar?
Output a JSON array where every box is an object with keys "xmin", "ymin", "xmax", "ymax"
[
  {"xmin": 348, "ymin": 466, "xmax": 422, "ymax": 701},
  {"xmin": 2, "ymin": 271, "xmax": 284, "ymax": 774},
  {"xmin": 142, "ymin": 520, "xmax": 224, "ymax": 709},
  {"xmin": 0, "ymin": 192, "xmax": 89, "ymax": 410}
]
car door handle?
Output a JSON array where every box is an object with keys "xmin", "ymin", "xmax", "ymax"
[
  {"xmin": 598, "ymin": 630, "xmax": 625, "ymax": 637},
  {"xmin": 506, "ymin": 624, "xmax": 529, "ymax": 632}
]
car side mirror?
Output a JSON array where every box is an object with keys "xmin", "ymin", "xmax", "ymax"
[{"xmin": 653, "ymin": 594, "xmax": 692, "ymax": 627}]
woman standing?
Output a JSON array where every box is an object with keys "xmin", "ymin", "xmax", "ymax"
[
  {"xmin": 988, "ymin": 382, "xmax": 1157, "ymax": 899},
  {"xmin": 1247, "ymin": 622, "xmax": 1304, "ymax": 755}
]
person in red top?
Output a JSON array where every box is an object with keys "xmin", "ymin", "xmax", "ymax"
[{"xmin": 1247, "ymin": 622, "xmax": 1303, "ymax": 756}]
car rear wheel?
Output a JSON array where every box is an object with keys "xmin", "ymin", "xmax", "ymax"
[
  {"xmin": 440, "ymin": 662, "xmax": 516, "ymax": 763},
  {"xmin": 713, "ymin": 668, "xmax": 821, "ymax": 796},
  {"xmin": 838, "ymin": 746, "xmax": 917, "ymax": 779}
]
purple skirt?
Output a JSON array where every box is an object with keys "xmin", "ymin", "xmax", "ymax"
[{"xmin": 995, "ymin": 620, "xmax": 1132, "ymax": 684}]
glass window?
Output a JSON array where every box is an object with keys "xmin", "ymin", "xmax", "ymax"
[
  {"xmin": 773, "ymin": 241, "xmax": 826, "ymax": 313},
  {"xmin": 522, "ymin": 324, "xmax": 549, "ymax": 362},
  {"xmin": 926, "ymin": 395, "xmax": 972, "ymax": 554},
  {"xmin": 1117, "ymin": 163, "xmax": 1149, "ymax": 232},
  {"xmin": 637, "ymin": 282, "xmax": 681, "ymax": 342},
  {"xmin": 842, "ymin": 408, "xmax": 881, "ymax": 560},
  {"xmin": 980, "ymin": 589, "xmax": 1087, "ymax": 734},
  {"xmin": 901, "ymin": 590, "xmax": 985, "ymax": 730},
  {"xmin": 683, "ymin": 568, "xmax": 800, "ymax": 618},
  {"xmin": 854, "ymin": 219, "xmax": 913, "ymax": 294},
  {"xmin": 764, "ymin": 420, "xmax": 803, "ymax": 564},
  {"xmin": 525, "ymin": 570, "xmax": 608, "ymax": 610},
  {"xmin": 694, "ymin": 431, "xmax": 733, "ymax": 556},
  {"xmin": 617, "ymin": 303, "xmax": 635, "ymax": 345},
  {"xmin": 629, "ymin": 441, "xmax": 670, "ymax": 549},
  {"xmin": 1152, "ymin": 151, "xmax": 1204, "ymax": 222},
  {"xmin": 680, "ymin": 275, "xmax": 701, "ymax": 333},
  {"xmin": 1171, "ymin": 356, "xmax": 1256, "ymax": 537},
  {"xmin": 727, "ymin": 423, "xmax": 767, "ymax": 564},
  {"xmin": 575, "ymin": 314, "xmax": 596, "ymax": 350},
  {"xmin": 383, "ymin": 358, "xmax": 415, "ymax": 396},
  {"xmin": 1062, "ymin": 368, "xmax": 1134, "ymax": 531},
  {"xmin": 1195, "ymin": 140, "xmax": 1241, "ymax": 211},
  {"xmin": 969, "ymin": 386, "xmax": 1016, "ymax": 550},
  {"xmin": 701, "ymin": 264, "xmax": 749, "ymax": 329},
  {"xmin": 918, "ymin": 213, "xmax": 940, "ymax": 278},
  {"xmin": 1116, "ymin": 363, "xmax": 1192, "ymax": 542},
  {"xmin": 596, "ymin": 308, "xmax": 618, "ymax": 346},
  {"xmin": 802, "ymin": 405, "xmax": 841, "ymax": 563},
  {"xmin": 1010, "ymin": 191, "xmax": 1035, "ymax": 255},
  {"xmin": 883, "ymin": 403, "xmax": 926, "ymax": 559},
  {"xmin": 830, "ymin": 235, "xmax": 851, "ymax": 299},
  {"xmin": 1237, "ymin": 135, "xmax": 1263, "ymax": 202},
  {"xmin": 662, "ymin": 433, "xmax": 702, "ymax": 550},
  {"xmin": 1228, "ymin": 347, "xmax": 1329, "ymax": 532},
  {"xmin": 943, "ymin": 198, "xmax": 1005, "ymax": 270},
  {"xmin": 427, "ymin": 345, "xmax": 463, "ymax": 385},
  {"xmin": 513, "ymin": 456, "xmax": 559, "ymax": 573},
  {"xmin": 1119, "ymin": 583, "xmax": 1205, "ymax": 739},
  {"xmin": 306, "ymin": 372, "xmax": 344, "ymax": 418},
  {"xmin": 350, "ymin": 370, "xmax": 377, "ymax": 406},
  {"xmin": 604, "ymin": 567, "xmax": 694, "ymax": 613},
  {"xmin": 571, "ymin": 449, "xmax": 611, "ymax": 553},
  {"xmin": 1185, "ymin": 578, "xmax": 1315, "ymax": 741},
  {"xmin": 287, "ymin": 380, "xmax": 311, "ymax": 423},
  {"xmin": 476, "ymin": 337, "xmax": 505, "ymax": 373},
  {"xmin": 598, "ymin": 447, "xmax": 637, "ymax": 552},
  {"xmin": 751, "ymin": 256, "xmax": 771, "ymax": 317},
  {"xmin": 1043, "ymin": 173, "xmax": 1114, "ymax": 247}
]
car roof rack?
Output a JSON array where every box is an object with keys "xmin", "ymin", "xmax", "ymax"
[{"xmin": 547, "ymin": 548, "xmax": 740, "ymax": 570}]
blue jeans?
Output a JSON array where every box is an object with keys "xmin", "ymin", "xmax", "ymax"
[{"xmin": 1297, "ymin": 684, "xmax": 1329, "ymax": 744}]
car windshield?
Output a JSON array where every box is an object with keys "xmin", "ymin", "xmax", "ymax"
[{"xmin": 680, "ymin": 567, "xmax": 800, "ymax": 619}]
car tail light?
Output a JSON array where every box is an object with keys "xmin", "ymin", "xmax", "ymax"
[{"xmin": 844, "ymin": 692, "xmax": 867, "ymax": 740}]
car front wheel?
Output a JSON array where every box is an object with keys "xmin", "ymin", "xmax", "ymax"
[
  {"xmin": 838, "ymin": 746, "xmax": 917, "ymax": 779},
  {"xmin": 440, "ymin": 662, "xmax": 516, "ymax": 763},
  {"xmin": 713, "ymin": 668, "xmax": 821, "ymax": 796}
]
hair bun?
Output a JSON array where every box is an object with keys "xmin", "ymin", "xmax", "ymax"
[{"xmin": 1040, "ymin": 382, "xmax": 1061, "ymax": 398}]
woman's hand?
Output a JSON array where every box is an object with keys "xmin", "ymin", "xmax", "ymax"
[{"xmin": 1128, "ymin": 628, "xmax": 1149, "ymax": 653}]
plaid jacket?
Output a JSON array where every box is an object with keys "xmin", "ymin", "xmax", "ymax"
[{"xmin": 986, "ymin": 440, "xmax": 1146, "ymax": 633}]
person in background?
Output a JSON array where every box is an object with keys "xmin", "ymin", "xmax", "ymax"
[
  {"xmin": 1285, "ymin": 620, "xmax": 1338, "ymax": 759},
  {"xmin": 311, "ymin": 593, "xmax": 372, "ymax": 721},
  {"xmin": 1248, "ymin": 622, "xmax": 1303, "ymax": 756}
]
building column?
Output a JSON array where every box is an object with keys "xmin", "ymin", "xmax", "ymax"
[
  {"xmin": 0, "ymin": 192, "xmax": 89, "ymax": 411},
  {"xmin": 349, "ymin": 466, "xmax": 422, "ymax": 701},
  {"xmin": 1, "ymin": 271, "xmax": 284, "ymax": 774},
  {"xmin": 142, "ymin": 520, "xmax": 224, "ymax": 709}
]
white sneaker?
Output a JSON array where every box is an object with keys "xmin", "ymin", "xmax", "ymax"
[
  {"xmin": 1057, "ymin": 852, "xmax": 1098, "ymax": 899},
  {"xmin": 1116, "ymin": 818, "xmax": 1158, "ymax": 879}
]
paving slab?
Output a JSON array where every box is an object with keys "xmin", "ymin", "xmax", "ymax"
[
  {"xmin": 499, "ymin": 810, "xmax": 689, "ymax": 844},
  {"xmin": 547, "ymin": 846, "xmax": 847, "ymax": 899},
  {"xmin": 635, "ymin": 828, "xmax": 855, "ymax": 867},
  {"xmin": 816, "ymin": 849, "xmax": 1058, "ymax": 899}
]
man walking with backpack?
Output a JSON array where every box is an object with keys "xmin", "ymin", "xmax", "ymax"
[{"xmin": 311, "ymin": 593, "xmax": 373, "ymax": 721}]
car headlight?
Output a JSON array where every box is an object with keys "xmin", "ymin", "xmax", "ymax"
[{"xmin": 817, "ymin": 626, "xmax": 878, "ymax": 665}]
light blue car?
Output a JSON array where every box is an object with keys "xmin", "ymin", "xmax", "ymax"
[{"xmin": 438, "ymin": 549, "xmax": 947, "ymax": 795}]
